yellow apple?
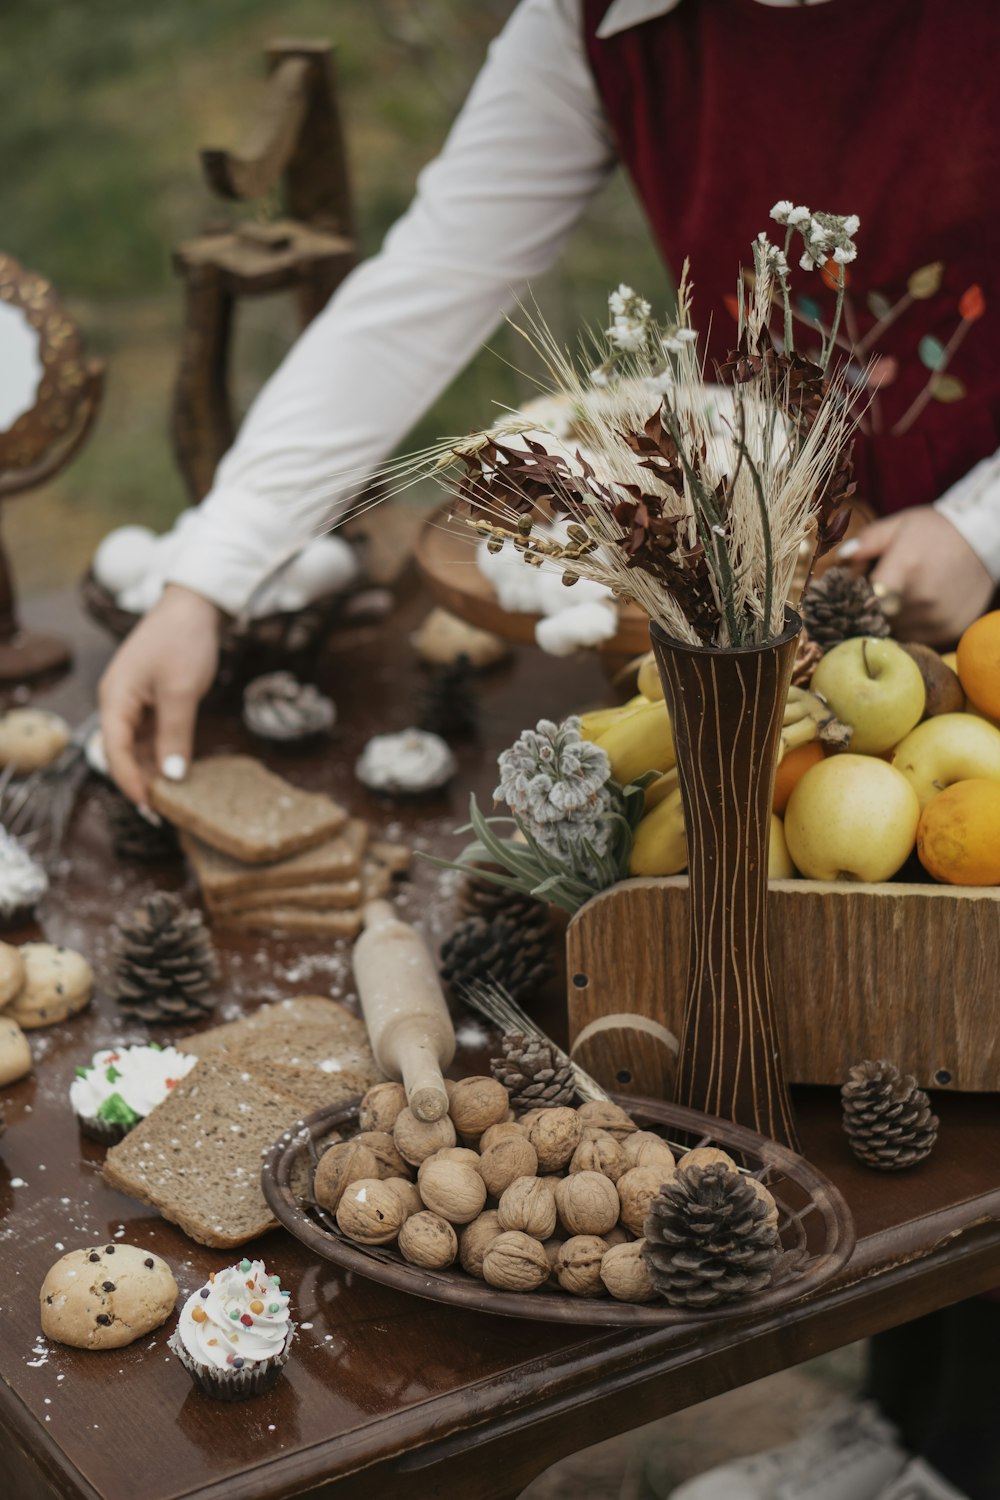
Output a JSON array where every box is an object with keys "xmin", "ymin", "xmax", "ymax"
[
  {"xmin": 811, "ymin": 638, "xmax": 926, "ymax": 754},
  {"xmin": 769, "ymin": 815, "xmax": 796, "ymax": 879},
  {"xmin": 891, "ymin": 713, "xmax": 1000, "ymax": 807},
  {"xmin": 629, "ymin": 788, "xmax": 687, "ymax": 876},
  {"xmin": 784, "ymin": 754, "xmax": 920, "ymax": 881}
]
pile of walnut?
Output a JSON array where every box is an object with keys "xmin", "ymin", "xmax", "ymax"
[{"xmin": 313, "ymin": 1076, "xmax": 771, "ymax": 1303}]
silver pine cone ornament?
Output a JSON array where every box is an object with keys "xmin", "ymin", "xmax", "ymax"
[
  {"xmin": 799, "ymin": 566, "xmax": 891, "ymax": 651},
  {"xmin": 111, "ymin": 892, "xmax": 217, "ymax": 1023},
  {"xmin": 440, "ymin": 910, "xmax": 554, "ymax": 1003},
  {"xmin": 490, "ymin": 1030, "xmax": 576, "ymax": 1111},
  {"xmin": 841, "ymin": 1059, "xmax": 939, "ymax": 1170},
  {"xmin": 642, "ymin": 1162, "xmax": 781, "ymax": 1309}
]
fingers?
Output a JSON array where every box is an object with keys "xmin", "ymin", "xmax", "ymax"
[
  {"xmin": 154, "ymin": 687, "xmax": 198, "ymax": 784},
  {"xmin": 839, "ymin": 516, "xmax": 902, "ymax": 570},
  {"xmin": 99, "ymin": 677, "xmax": 150, "ymax": 808}
]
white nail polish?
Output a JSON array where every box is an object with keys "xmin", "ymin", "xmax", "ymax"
[
  {"xmin": 161, "ymin": 754, "xmax": 188, "ymax": 782},
  {"xmin": 138, "ymin": 805, "xmax": 163, "ymax": 827},
  {"xmin": 837, "ymin": 538, "xmax": 861, "ymax": 559}
]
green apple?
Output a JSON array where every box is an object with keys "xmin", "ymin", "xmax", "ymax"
[
  {"xmin": 891, "ymin": 713, "xmax": 1000, "ymax": 808},
  {"xmin": 811, "ymin": 638, "xmax": 926, "ymax": 755},
  {"xmin": 784, "ymin": 754, "xmax": 920, "ymax": 881}
]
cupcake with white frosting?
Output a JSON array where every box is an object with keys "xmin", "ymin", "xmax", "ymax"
[
  {"xmin": 169, "ymin": 1258, "xmax": 294, "ymax": 1400},
  {"xmin": 70, "ymin": 1043, "xmax": 198, "ymax": 1144}
]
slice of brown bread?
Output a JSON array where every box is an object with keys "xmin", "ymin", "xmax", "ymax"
[
  {"xmin": 211, "ymin": 878, "xmax": 363, "ymax": 915},
  {"xmin": 179, "ymin": 996, "xmax": 368, "ymax": 1059},
  {"xmin": 225, "ymin": 1030, "xmax": 379, "ymax": 1078},
  {"xmin": 101, "ymin": 1061, "xmax": 305, "ymax": 1249},
  {"xmin": 220, "ymin": 906, "xmax": 363, "ymax": 937},
  {"xmin": 151, "ymin": 755, "xmax": 348, "ymax": 864},
  {"xmin": 243, "ymin": 1061, "xmax": 376, "ymax": 1116},
  {"xmin": 183, "ymin": 818, "xmax": 368, "ymax": 898},
  {"xmin": 368, "ymin": 839, "xmax": 412, "ymax": 874}
]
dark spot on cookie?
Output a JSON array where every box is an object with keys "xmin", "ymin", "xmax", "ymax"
[
  {"xmin": 144, "ymin": 1258, "xmax": 154, "ymax": 1269},
  {"xmin": 103, "ymin": 1281, "xmax": 116, "ymax": 1292},
  {"xmin": 56, "ymin": 983, "xmax": 64, "ymax": 996},
  {"xmin": 88, "ymin": 1252, "xmax": 100, "ymax": 1263},
  {"xmin": 105, "ymin": 1246, "xmax": 115, "ymax": 1254},
  {"xmin": 96, "ymin": 1314, "xmax": 112, "ymax": 1326},
  {"xmin": 45, "ymin": 1295, "xmax": 53, "ymax": 1304}
]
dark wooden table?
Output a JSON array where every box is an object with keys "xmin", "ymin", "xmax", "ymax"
[{"xmin": 3, "ymin": 582, "xmax": 1000, "ymax": 1500}]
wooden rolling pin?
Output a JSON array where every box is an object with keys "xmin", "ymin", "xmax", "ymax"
[{"xmin": 352, "ymin": 901, "xmax": 456, "ymax": 1122}]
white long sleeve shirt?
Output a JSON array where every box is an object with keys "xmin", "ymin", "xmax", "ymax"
[{"xmin": 164, "ymin": 0, "xmax": 1000, "ymax": 615}]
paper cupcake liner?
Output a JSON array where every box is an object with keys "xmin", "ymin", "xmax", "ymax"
[
  {"xmin": 76, "ymin": 1114, "xmax": 130, "ymax": 1146},
  {"xmin": 168, "ymin": 1325, "xmax": 294, "ymax": 1402}
]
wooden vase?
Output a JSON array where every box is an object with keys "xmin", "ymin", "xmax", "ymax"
[{"xmin": 649, "ymin": 613, "xmax": 801, "ymax": 1150}]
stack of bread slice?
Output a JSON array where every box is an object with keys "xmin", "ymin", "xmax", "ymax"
[
  {"xmin": 150, "ymin": 755, "xmax": 410, "ymax": 934},
  {"xmin": 102, "ymin": 997, "xmax": 383, "ymax": 1247}
]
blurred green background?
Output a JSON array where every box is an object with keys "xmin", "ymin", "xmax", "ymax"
[{"xmin": 0, "ymin": 0, "xmax": 668, "ymax": 595}]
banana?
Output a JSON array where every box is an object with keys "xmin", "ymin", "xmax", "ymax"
[
  {"xmin": 629, "ymin": 788, "xmax": 688, "ymax": 876},
  {"xmin": 636, "ymin": 652, "xmax": 664, "ymax": 702},
  {"xmin": 578, "ymin": 702, "xmax": 645, "ymax": 741},
  {"xmin": 780, "ymin": 687, "xmax": 851, "ymax": 758},
  {"xmin": 597, "ymin": 698, "xmax": 676, "ymax": 784},
  {"xmin": 642, "ymin": 767, "xmax": 679, "ymax": 810}
]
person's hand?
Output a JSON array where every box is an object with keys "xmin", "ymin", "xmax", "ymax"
[
  {"xmin": 842, "ymin": 506, "xmax": 995, "ymax": 645},
  {"xmin": 98, "ymin": 584, "xmax": 221, "ymax": 809}
]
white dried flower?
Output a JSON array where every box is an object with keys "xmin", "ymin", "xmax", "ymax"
[
  {"xmin": 787, "ymin": 205, "xmax": 811, "ymax": 225},
  {"xmin": 589, "ymin": 367, "xmax": 610, "ymax": 388},
  {"xmin": 607, "ymin": 286, "xmax": 652, "ymax": 352},
  {"xmin": 769, "ymin": 200, "xmax": 794, "ymax": 224},
  {"xmin": 494, "ymin": 717, "xmax": 618, "ymax": 873}
]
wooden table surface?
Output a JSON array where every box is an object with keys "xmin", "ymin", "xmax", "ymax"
[{"xmin": 3, "ymin": 581, "xmax": 1000, "ymax": 1500}]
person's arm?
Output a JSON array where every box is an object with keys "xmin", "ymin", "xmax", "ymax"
[
  {"xmin": 843, "ymin": 456, "xmax": 1000, "ymax": 645},
  {"xmin": 100, "ymin": 0, "xmax": 616, "ymax": 802}
]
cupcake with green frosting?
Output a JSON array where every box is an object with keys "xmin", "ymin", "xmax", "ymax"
[{"xmin": 70, "ymin": 1043, "xmax": 198, "ymax": 1143}]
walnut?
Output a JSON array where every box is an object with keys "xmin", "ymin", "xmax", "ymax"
[
  {"xmin": 358, "ymin": 1081, "xmax": 407, "ymax": 1134},
  {"xmin": 336, "ymin": 1178, "xmax": 406, "ymax": 1245},
  {"xmin": 621, "ymin": 1131, "xmax": 676, "ymax": 1173},
  {"xmin": 526, "ymin": 1108, "xmax": 582, "ymax": 1171},
  {"xmin": 354, "ymin": 1130, "xmax": 411, "ymax": 1179},
  {"xmin": 676, "ymin": 1146, "xmax": 736, "ymax": 1173},
  {"xmin": 603, "ymin": 1224, "xmax": 631, "ymax": 1248},
  {"xmin": 479, "ymin": 1121, "xmax": 527, "ymax": 1151},
  {"xmin": 417, "ymin": 1157, "xmax": 487, "ymax": 1224},
  {"xmin": 515, "ymin": 1108, "xmax": 546, "ymax": 1130},
  {"xmin": 569, "ymin": 1132, "xmax": 628, "ymax": 1183},
  {"xmin": 447, "ymin": 1076, "xmax": 510, "ymax": 1137},
  {"xmin": 542, "ymin": 1236, "xmax": 565, "ymax": 1271},
  {"xmin": 428, "ymin": 1146, "xmax": 482, "ymax": 1168},
  {"xmin": 478, "ymin": 1136, "xmax": 539, "ymax": 1197},
  {"xmin": 459, "ymin": 1210, "xmax": 502, "ymax": 1278},
  {"xmin": 397, "ymin": 1210, "xmax": 458, "ymax": 1269},
  {"xmin": 748, "ymin": 1176, "xmax": 780, "ymax": 1231},
  {"xmin": 554, "ymin": 1171, "xmax": 620, "ymax": 1237},
  {"xmin": 554, "ymin": 1235, "xmax": 607, "ymax": 1297},
  {"xmin": 601, "ymin": 1239, "xmax": 657, "ymax": 1303},
  {"xmin": 576, "ymin": 1100, "xmax": 637, "ymax": 1143},
  {"xmin": 482, "ymin": 1231, "xmax": 549, "ymax": 1291},
  {"xmin": 617, "ymin": 1165, "xmax": 671, "ymax": 1236},
  {"xmin": 393, "ymin": 1106, "xmax": 457, "ymax": 1166},
  {"xmin": 381, "ymin": 1177, "xmax": 422, "ymax": 1219},
  {"xmin": 314, "ymin": 1140, "xmax": 380, "ymax": 1211},
  {"xmin": 497, "ymin": 1176, "xmax": 557, "ymax": 1240}
]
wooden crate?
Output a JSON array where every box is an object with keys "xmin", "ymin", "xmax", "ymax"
[{"xmin": 566, "ymin": 875, "xmax": 1000, "ymax": 1097}]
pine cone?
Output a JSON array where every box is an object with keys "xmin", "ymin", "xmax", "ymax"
[
  {"xmin": 111, "ymin": 892, "xmax": 217, "ymax": 1024},
  {"xmin": 791, "ymin": 628, "xmax": 824, "ymax": 688},
  {"xmin": 841, "ymin": 1059, "xmax": 939, "ymax": 1170},
  {"xmin": 460, "ymin": 867, "xmax": 548, "ymax": 926},
  {"xmin": 416, "ymin": 658, "xmax": 479, "ymax": 739},
  {"xmin": 799, "ymin": 567, "xmax": 891, "ymax": 651},
  {"xmin": 440, "ymin": 910, "xmax": 554, "ymax": 1002},
  {"xmin": 490, "ymin": 1030, "xmax": 576, "ymax": 1111},
  {"xmin": 642, "ymin": 1162, "xmax": 781, "ymax": 1309},
  {"xmin": 107, "ymin": 796, "xmax": 180, "ymax": 863}
]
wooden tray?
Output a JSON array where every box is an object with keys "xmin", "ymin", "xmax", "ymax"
[
  {"xmin": 567, "ymin": 875, "xmax": 1000, "ymax": 1097},
  {"xmin": 262, "ymin": 1093, "xmax": 856, "ymax": 1327},
  {"xmin": 414, "ymin": 504, "xmax": 652, "ymax": 656}
]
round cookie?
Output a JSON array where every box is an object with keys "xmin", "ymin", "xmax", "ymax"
[
  {"xmin": 40, "ymin": 1245, "xmax": 178, "ymax": 1350},
  {"xmin": 0, "ymin": 709, "xmax": 71, "ymax": 773},
  {"xmin": 0, "ymin": 942, "xmax": 25, "ymax": 1008},
  {"xmin": 7, "ymin": 944, "xmax": 93, "ymax": 1029},
  {"xmin": 0, "ymin": 1015, "xmax": 31, "ymax": 1085}
]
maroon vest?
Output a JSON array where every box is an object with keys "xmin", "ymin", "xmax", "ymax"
[{"xmin": 583, "ymin": 0, "xmax": 1000, "ymax": 515}]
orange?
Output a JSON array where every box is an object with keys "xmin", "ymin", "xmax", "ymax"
[
  {"xmin": 773, "ymin": 741, "xmax": 825, "ymax": 814},
  {"xmin": 917, "ymin": 778, "xmax": 1000, "ymax": 885},
  {"xmin": 956, "ymin": 610, "xmax": 1000, "ymax": 719}
]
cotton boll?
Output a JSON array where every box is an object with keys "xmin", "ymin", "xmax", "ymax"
[
  {"xmin": 535, "ymin": 601, "xmax": 618, "ymax": 656},
  {"xmin": 533, "ymin": 564, "xmax": 612, "ymax": 617},
  {"xmin": 477, "ymin": 538, "xmax": 545, "ymax": 614},
  {"xmin": 92, "ymin": 526, "xmax": 158, "ymax": 594},
  {"xmin": 117, "ymin": 573, "xmax": 164, "ymax": 615}
]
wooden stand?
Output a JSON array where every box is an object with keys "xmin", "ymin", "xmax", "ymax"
[{"xmin": 567, "ymin": 875, "xmax": 1000, "ymax": 1096}]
